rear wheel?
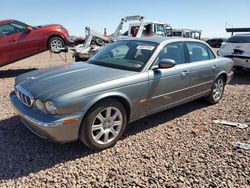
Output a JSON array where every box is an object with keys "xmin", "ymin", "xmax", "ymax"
[
  {"xmin": 206, "ymin": 76, "xmax": 225, "ymax": 104},
  {"xmin": 79, "ymin": 99, "xmax": 127, "ymax": 150},
  {"xmin": 48, "ymin": 37, "xmax": 65, "ymax": 53}
]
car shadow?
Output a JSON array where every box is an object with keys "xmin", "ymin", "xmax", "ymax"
[
  {"xmin": 0, "ymin": 100, "xmax": 207, "ymax": 180},
  {"xmin": 0, "ymin": 68, "xmax": 37, "ymax": 79},
  {"xmin": 229, "ymin": 69, "xmax": 250, "ymax": 85}
]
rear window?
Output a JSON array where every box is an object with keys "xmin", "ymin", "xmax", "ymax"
[{"xmin": 226, "ymin": 35, "xmax": 250, "ymax": 43}]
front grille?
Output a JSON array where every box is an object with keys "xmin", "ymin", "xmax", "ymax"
[{"xmin": 15, "ymin": 85, "xmax": 34, "ymax": 107}]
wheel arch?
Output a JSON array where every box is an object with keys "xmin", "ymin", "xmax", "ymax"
[
  {"xmin": 47, "ymin": 35, "xmax": 65, "ymax": 49},
  {"xmin": 215, "ymin": 71, "xmax": 227, "ymax": 83},
  {"xmin": 81, "ymin": 92, "xmax": 132, "ymax": 123}
]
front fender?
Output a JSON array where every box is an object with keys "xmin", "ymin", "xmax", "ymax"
[{"xmin": 81, "ymin": 91, "xmax": 132, "ymax": 117}]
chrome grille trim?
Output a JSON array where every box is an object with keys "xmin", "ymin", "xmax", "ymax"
[{"xmin": 15, "ymin": 85, "xmax": 34, "ymax": 107}]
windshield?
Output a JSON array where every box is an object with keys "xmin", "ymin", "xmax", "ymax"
[{"xmin": 88, "ymin": 40, "xmax": 158, "ymax": 72}]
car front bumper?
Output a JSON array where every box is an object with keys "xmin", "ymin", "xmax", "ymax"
[{"xmin": 10, "ymin": 93, "xmax": 83, "ymax": 143}]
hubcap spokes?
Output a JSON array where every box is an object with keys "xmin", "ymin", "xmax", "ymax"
[
  {"xmin": 213, "ymin": 79, "xmax": 224, "ymax": 101},
  {"xmin": 91, "ymin": 107, "xmax": 123, "ymax": 145},
  {"xmin": 51, "ymin": 39, "xmax": 63, "ymax": 51}
]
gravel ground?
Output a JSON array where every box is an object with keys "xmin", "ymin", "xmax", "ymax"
[{"xmin": 0, "ymin": 51, "xmax": 249, "ymax": 187}]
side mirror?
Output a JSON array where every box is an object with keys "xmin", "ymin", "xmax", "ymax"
[
  {"xmin": 25, "ymin": 26, "xmax": 33, "ymax": 33},
  {"xmin": 158, "ymin": 58, "xmax": 176, "ymax": 69}
]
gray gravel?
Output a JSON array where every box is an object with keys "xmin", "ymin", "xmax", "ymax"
[{"xmin": 0, "ymin": 51, "xmax": 249, "ymax": 187}]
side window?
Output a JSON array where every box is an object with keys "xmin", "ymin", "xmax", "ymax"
[
  {"xmin": 0, "ymin": 22, "xmax": 26, "ymax": 36},
  {"xmin": 207, "ymin": 47, "xmax": 216, "ymax": 59},
  {"xmin": 157, "ymin": 42, "xmax": 186, "ymax": 65},
  {"xmin": 0, "ymin": 29, "xmax": 5, "ymax": 37},
  {"xmin": 186, "ymin": 42, "xmax": 210, "ymax": 62},
  {"xmin": 155, "ymin": 24, "xmax": 166, "ymax": 36},
  {"xmin": 130, "ymin": 26, "xmax": 139, "ymax": 37},
  {"xmin": 0, "ymin": 24, "xmax": 15, "ymax": 36},
  {"xmin": 111, "ymin": 45, "xmax": 129, "ymax": 59}
]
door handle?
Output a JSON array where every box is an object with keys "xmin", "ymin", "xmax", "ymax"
[
  {"xmin": 9, "ymin": 38, "xmax": 17, "ymax": 42},
  {"xmin": 212, "ymin": 65, "xmax": 217, "ymax": 71},
  {"xmin": 181, "ymin": 70, "xmax": 189, "ymax": 77}
]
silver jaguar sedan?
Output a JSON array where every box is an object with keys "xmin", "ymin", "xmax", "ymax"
[{"xmin": 10, "ymin": 37, "xmax": 233, "ymax": 150}]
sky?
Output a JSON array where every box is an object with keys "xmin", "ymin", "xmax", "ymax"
[{"xmin": 1, "ymin": 0, "xmax": 250, "ymax": 38}]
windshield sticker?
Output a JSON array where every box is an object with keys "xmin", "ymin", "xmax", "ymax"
[
  {"xmin": 136, "ymin": 45, "xmax": 155, "ymax": 50},
  {"xmin": 134, "ymin": 64, "xmax": 142, "ymax": 68}
]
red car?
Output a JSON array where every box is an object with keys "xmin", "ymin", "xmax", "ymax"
[{"xmin": 0, "ymin": 20, "xmax": 69, "ymax": 67}]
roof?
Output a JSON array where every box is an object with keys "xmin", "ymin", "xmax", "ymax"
[
  {"xmin": 123, "ymin": 36, "xmax": 203, "ymax": 44},
  {"xmin": 0, "ymin": 20, "xmax": 15, "ymax": 25},
  {"xmin": 173, "ymin": 29, "xmax": 202, "ymax": 33},
  {"xmin": 207, "ymin": 38, "xmax": 226, "ymax": 40},
  {"xmin": 226, "ymin": 27, "xmax": 250, "ymax": 33},
  {"xmin": 234, "ymin": 33, "xmax": 250, "ymax": 36}
]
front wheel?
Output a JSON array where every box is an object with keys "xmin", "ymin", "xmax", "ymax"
[
  {"xmin": 48, "ymin": 37, "xmax": 65, "ymax": 53},
  {"xmin": 79, "ymin": 99, "xmax": 127, "ymax": 150},
  {"xmin": 206, "ymin": 76, "xmax": 225, "ymax": 104}
]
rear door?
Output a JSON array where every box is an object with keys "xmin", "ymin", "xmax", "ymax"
[
  {"xmin": 146, "ymin": 42, "xmax": 191, "ymax": 114},
  {"xmin": 185, "ymin": 42, "xmax": 217, "ymax": 95}
]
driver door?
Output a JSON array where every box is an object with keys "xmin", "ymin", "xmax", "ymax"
[
  {"xmin": 146, "ymin": 42, "xmax": 191, "ymax": 115},
  {"xmin": 0, "ymin": 24, "xmax": 24, "ymax": 65},
  {"xmin": 0, "ymin": 22, "xmax": 39, "ymax": 64}
]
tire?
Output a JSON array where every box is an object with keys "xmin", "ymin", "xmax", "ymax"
[
  {"xmin": 95, "ymin": 38, "xmax": 105, "ymax": 46},
  {"xmin": 79, "ymin": 99, "xmax": 127, "ymax": 150},
  {"xmin": 74, "ymin": 56, "xmax": 83, "ymax": 62},
  {"xmin": 206, "ymin": 76, "xmax": 225, "ymax": 104},
  {"xmin": 48, "ymin": 37, "xmax": 65, "ymax": 53}
]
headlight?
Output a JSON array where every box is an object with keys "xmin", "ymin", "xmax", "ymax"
[
  {"xmin": 36, "ymin": 99, "xmax": 44, "ymax": 111},
  {"xmin": 45, "ymin": 101, "xmax": 57, "ymax": 114},
  {"xmin": 35, "ymin": 99, "xmax": 45, "ymax": 111}
]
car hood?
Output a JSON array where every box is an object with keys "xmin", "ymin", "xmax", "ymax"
[
  {"xmin": 16, "ymin": 63, "xmax": 137, "ymax": 100},
  {"xmin": 35, "ymin": 24, "xmax": 61, "ymax": 29}
]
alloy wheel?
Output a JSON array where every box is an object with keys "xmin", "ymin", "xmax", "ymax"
[
  {"xmin": 212, "ymin": 78, "xmax": 224, "ymax": 101},
  {"xmin": 50, "ymin": 39, "xmax": 63, "ymax": 52},
  {"xmin": 91, "ymin": 107, "xmax": 123, "ymax": 145}
]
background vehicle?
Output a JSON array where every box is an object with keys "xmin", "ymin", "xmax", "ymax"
[
  {"xmin": 11, "ymin": 37, "xmax": 233, "ymax": 150},
  {"xmin": 57, "ymin": 15, "xmax": 172, "ymax": 61},
  {"xmin": 218, "ymin": 34, "xmax": 250, "ymax": 69},
  {"xmin": 0, "ymin": 20, "xmax": 69, "ymax": 67},
  {"xmin": 206, "ymin": 38, "xmax": 226, "ymax": 48},
  {"xmin": 171, "ymin": 29, "xmax": 202, "ymax": 39}
]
